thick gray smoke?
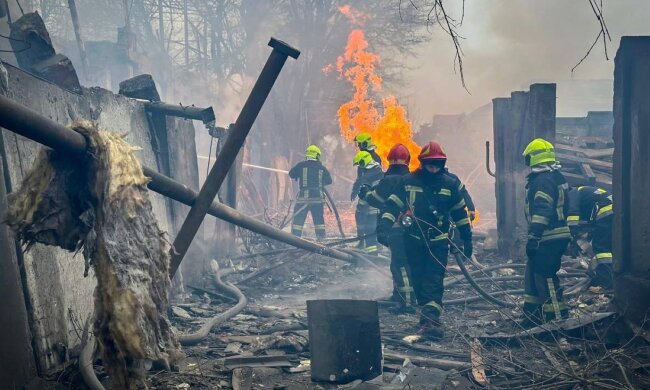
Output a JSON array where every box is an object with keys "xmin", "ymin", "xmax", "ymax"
[{"xmin": 401, "ymin": 0, "xmax": 650, "ymax": 121}]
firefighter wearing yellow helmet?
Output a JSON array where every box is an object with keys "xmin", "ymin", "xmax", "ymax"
[
  {"xmin": 521, "ymin": 138, "xmax": 571, "ymax": 327},
  {"xmin": 351, "ymin": 150, "xmax": 384, "ymax": 253},
  {"xmin": 288, "ymin": 145, "xmax": 332, "ymax": 240},
  {"xmin": 354, "ymin": 133, "xmax": 382, "ymax": 174}
]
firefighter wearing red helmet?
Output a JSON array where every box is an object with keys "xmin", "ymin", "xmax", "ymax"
[
  {"xmin": 359, "ymin": 144, "xmax": 414, "ymax": 312},
  {"xmin": 379, "ymin": 141, "xmax": 473, "ymax": 339}
]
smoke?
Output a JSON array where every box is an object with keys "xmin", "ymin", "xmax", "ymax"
[{"xmin": 401, "ymin": 0, "xmax": 650, "ymax": 121}]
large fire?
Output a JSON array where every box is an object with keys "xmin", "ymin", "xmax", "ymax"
[{"xmin": 325, "ymin": 9, "xmax": 421, "ymax": 171}]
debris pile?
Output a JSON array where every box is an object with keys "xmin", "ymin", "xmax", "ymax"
[
  {"xmin": 6, "ymin": 121, "xmax": 180, "ymax": 389},
  {"xmin": 556, "ymin": 136, "xmax": 613, "ymax": 190}
]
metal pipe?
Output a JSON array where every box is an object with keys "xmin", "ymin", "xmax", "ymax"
[
  {"xmin": 145, "ymin": 102, "xmax": 215, "ymax": 125},
  {"xmin": 0, "ymin": 94, "xmax": 356, "ymax": 266},
  {"xmin": 485, "ymin": 141, "xmax": 496, "ymax": 178},
  {"xmin": 170, "ymin": 38, "xmax": 300, "ymax": 275}
]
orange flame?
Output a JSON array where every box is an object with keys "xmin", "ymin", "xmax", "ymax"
[{"xmin": 327, "ymin": 23, "xmax": 421, "ymax": 170}]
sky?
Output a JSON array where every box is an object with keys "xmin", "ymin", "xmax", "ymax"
[{"xmin": 400, "ymin": 0, "xmax": 650, "ymax": 122}]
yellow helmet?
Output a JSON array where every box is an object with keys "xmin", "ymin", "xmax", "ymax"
[
  {"xmin": 353, "ymin": 151, "xmax": 374, "ymax": 168},
  {"xmin": 305, "ymin": 144, "xmax": 321, "ymax": 160},
  {"xmin": 522, "ymin": 138, "xmax": 556, "ymax": 167},
  {"xmin": 354, "ymin": 132, "xmax": 373, "ymax": 150}
]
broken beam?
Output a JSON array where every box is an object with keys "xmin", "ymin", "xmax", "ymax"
[
  {"xmin": 170, "ymin": 37, "xmax": 300, "ymax": 275},
  {"xmin": 0, "ymin": 94, "xmax": 356, "ymax": 266}
]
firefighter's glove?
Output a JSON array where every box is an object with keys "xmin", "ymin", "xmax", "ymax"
[
  {"xmin": 358, "ymin": 184, "xmax": 370, "ymax": 200},
  {"xmin": 526, "ymin": 238, "xmax": 540, "ymax": 259},
  {"xmin": 468, "ymin": 210, "xmax": 476, "ymax": 222},
  {"xmin": 462, "ymin": 239, "xmax": 473, "ymax": 260}
]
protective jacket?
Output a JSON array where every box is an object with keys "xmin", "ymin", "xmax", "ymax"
[
  {"xmin": 362, "ymin": 164, "xmax": 410, "ymax": 209},
  {"xmin": 525, "ymin": 167, "xmax": 571, "ymax": 243},
  {"xmin": 351, "ymin": 164, "xmax": 383, "ymax": 201},
  {"xmin": 380, "ymin": 168, "xmax": 472, "ymax": 243},
  {"xmin": 289, "ymin": 159, "xmax": 332, "ymax": 202},
  {"xmin": 567, "ymin": 186, "xmax": 613, "ymax": 227},
  {"xmin": 444, "ymin": 169, "xmax": 475, "ymax": 212}
]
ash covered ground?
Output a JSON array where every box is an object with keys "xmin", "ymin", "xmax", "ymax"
[{"xmin": 139, "ymin": 215, "xmax": 650, "ymax": 390}]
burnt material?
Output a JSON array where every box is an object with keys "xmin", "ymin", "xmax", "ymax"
[
  {"xmin": 307, "ymin": 299, "xmax": 382, "ymax": 383},
  {"xmin": 169, "ymin": 37, "xmax": 300, "ymax": 275},
  {"xmin": 118, "ymin": 74, "xmax": 161, "ymax": 102},
  {"xmin": 612, "ymin": 36, "xmax": 650, "ymax": 327},
  {"xmin": 6, "ymin": 122, "xmax": 181, "ymax": 389}
]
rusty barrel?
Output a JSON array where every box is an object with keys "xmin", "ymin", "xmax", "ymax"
[{"xmin": 307, "ymin": 299, "xmax": 381, "ymax": 383}]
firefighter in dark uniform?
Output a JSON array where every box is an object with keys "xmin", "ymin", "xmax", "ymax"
[
  {"xmin": 351, "ymin": 150, "xmax": 384, "ymax": 253},
  {"xmin": 567, "ymin": 186, "xmax": 613, "ymax": 289},
  {"xmin": 289, "ymin": 145, "xmax": 332, "ymax": 240},
  {"xmin": 379, "ymin": 141, "xmax": 473, "ymax": 338},
  {"xmin": 360, "ymin": 144, "xmax": 413, "ymax": 309},
  {"xmin": 522, "ymin": 138, "xmax": 571, "ymax": 326}
]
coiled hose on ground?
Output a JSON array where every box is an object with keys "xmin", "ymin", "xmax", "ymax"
[{"xmin": 179, "ymin": 260, "xmax": 248, "ymax": 346}]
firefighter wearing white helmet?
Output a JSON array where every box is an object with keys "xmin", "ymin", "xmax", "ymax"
[{"xmin": 289, "ymin": 145, "xmax": 332, "ymax": 240}]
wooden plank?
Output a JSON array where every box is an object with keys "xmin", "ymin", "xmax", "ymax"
[
  {"xmin": 470, "ymin": 339, "xmax": 489, "ymax": 386},
  {"xmin": 556, "ymin": 152, "xmax": 613, "ymax": 170},
  {"xmin": 383, "ymin": 351, "xmax": 471, "ymax": 370},
  {"xmin": 555, "ymin": 143, "xmax": 613, "ymax": 159},
  {"xmin": 580, "ymin": 163, "xmax": 596, "ymax": 185}
]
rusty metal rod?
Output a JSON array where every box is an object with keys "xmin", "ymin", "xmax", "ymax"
[
  {"xmin": 170, "ymin": 37, "xmax": 300, "ymax": 275},
  {"xmin": 0, "ymin": 94, "xmax": 356, "ymax": 265},
  {"xmin": 485, "ymin": 140, "xmax": 496, "ymax": 178}
]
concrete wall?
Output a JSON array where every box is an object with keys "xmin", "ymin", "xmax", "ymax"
[
  {"xmin": 612, "ymin": 37, "xmax": 650, "ymax": 327},
  {"xmin": 492, "ymin": 84, "xmax": 556, "ymax": 259},
  {"xmin": 0, "ymin": 63, "xmax": 199, "ymax": 378}
]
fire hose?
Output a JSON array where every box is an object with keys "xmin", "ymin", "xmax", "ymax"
[
  {"xmin": 323, "ymin": 187, "xmax": 346, "ymax": 238},
  {"xmin": 179, "ymin": 260, "xmax": 248, "ymax": 346},
  {"xmin": 451, "ymin": 251, "xmax": 517, "ymax": 308}
]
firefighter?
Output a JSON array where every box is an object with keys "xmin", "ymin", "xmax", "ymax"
[
  {"xmin": 359, "ymin": 144, "xmax": 414, "ymax": 309},
  {"xmin": 521, "ymin": 138, "xmax": 571, "ymax": 326},
  {"xmin": 378, "ymin": 141, "xmax": 472, "ymax": 339},
  {"xmin": 354, "ymin": 133, "xmax": 382, "ymax": 172},
  {"xmin": 351, "ymin": 150, "xmax": 384, "ymax": 253},
  {"xmin": 567, "ymin": 186, "xmax": 613, "ymax": 289},
  {"xmin": 289, "ymin": 145, "xmax": 332, "ymax": 240}
]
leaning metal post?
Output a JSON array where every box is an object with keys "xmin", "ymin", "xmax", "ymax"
[{"xmin": 169, "ymin": 38, "xmax": 300, "ymax": 275}]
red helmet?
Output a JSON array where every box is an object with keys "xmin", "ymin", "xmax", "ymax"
[
  {"xmin": 387, "ymin": 144, "xmax": 410, "ymax": 166},
  {"xmin": 418, "ymin": 141, "xmax": 447, "ymax": 161}
]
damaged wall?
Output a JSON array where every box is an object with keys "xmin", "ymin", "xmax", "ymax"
[
  {"xmin": 491, "ymin": 84, "xmax": 556, "ymax": 259},
  {"xmin": 612, "ymin": 36, "xmax": 650, "ymax": 328},
  {"xmin": 0, "ymin": 63, "xmax": 199, "ymax": 379}
]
